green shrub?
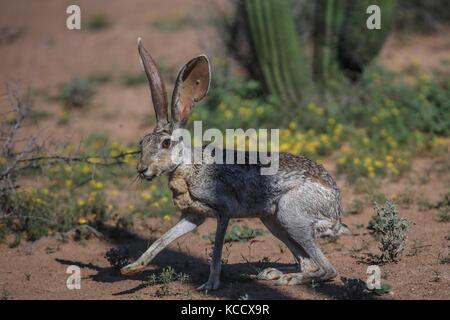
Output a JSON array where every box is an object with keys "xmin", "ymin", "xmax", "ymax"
[
  {"xmin": 368, "ymin": 201, "xmax": 411, "ymax": 263},
  {"xmin": 2, "ymin": 188, "xmax": 111, "ymax": 241},
  {"xmin": 87, "ymin": 13, "xmax": 112, "ymax": 31},
  {"xmin": 121, "ymin": 73, "xmax": 147, "ymax": 86},
  {"xmin": 151, "ymin": 17, "xmax": 194, "ymax": 32},
  {"xmin": 145, "ymin": 266, "xmax": 190, "ymax": 297},
  {"xmin": 57, "ymin": 76, "xmax": 96, "ymax": 108}
]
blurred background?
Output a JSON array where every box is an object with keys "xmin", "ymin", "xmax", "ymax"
[{"xmin": 0, "ymin": 0, "xmax": 449, "ymax": 300}]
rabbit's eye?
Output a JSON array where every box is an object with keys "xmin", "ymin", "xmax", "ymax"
[{"xmin": 161, "ymin": 139, "xmax": 171, "ymax": 149}]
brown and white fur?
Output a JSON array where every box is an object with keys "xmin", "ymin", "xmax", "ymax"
[{"xmin": 121, "ymin": 38, "xmax": 348, "ymax": 292}]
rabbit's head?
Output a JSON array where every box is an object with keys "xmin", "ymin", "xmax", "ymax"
[{"xmin": 136, "ymin": 38, "xmax": 210, "ymax": 180}]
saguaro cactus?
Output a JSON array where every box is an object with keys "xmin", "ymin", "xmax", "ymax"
[
  {"xmin": 244, "ymin": 0, "xmax": 311, "ymax": 106},
  {"xmin": 312, "ymin": 0, "xmax": 347, "ymax": 83},
  {"xmin": 229, "ymin": 0, "xmax": 396, "ymax": 103},
  {"xmin": 338, "ymin": 0, "xmax": 396, "ymax": 80}
]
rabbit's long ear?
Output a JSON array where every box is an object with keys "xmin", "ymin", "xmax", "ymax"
[
  {"xmin": 138, "ymin": 38, "xmax": 169, "ymax": 129},
  {"xmin": 171, "ymin": 55, "xmax": 210, "ymax": 126}
]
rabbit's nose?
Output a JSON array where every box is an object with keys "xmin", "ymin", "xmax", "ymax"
[{"xmin": 137, "ymin": 166, "xmax": 148, "ymax": 175}]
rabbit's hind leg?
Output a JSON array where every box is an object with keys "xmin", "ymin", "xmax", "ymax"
[
  {"xmin": 256, "ymin": 216, "xmax": 316, "ymax": 281},
  {"xmin": 272, "ymin": 193, "xmax": 337, "ymax": 286}
]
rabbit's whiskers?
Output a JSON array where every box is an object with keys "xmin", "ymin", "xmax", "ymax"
[{"xmin": 125, "ymin": 174, "xmax": 140, "ymax": 190}]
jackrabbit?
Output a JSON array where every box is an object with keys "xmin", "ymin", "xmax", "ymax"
[{"xmin": 121, "ymin": 38, "xmax": 348, "ymax": 291}]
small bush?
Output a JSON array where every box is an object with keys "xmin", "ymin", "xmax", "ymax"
[
  {"xmin": 87, "ymin": 73, "xmax": 112, "ymax": 85},
  {"xmin": 146, "ymin": 266, "xmax": 190, "ymax": 285},
  {"xmin": 368, "ymin": 201, "xmax": 411, "ymax": 263},
  {"xmin": 417, "ymin": 192, "xmax": 450, "ymax": 222},
  {"xmin": 2, "ymin": 188, "xmax": 111, "ymax": 241},
  {"xmin": 340, "ymin": 277, "xmax": 391, "ymax": 299},
  {"xmin": 340, "ymin": 277, "xmax": 370, "ymax": 299},
  {"xmin": 57, "ymin": 76, "xmax": 96, "ymax": 108},
  {"xmin": 105, "ymin": 247, "xmax": 130, "ymax": 270},
  {"xmin": 438, "ymin": 252, "xmax": 450, "ymax": 264},
  {"xmin": 145, "ymin": 266, "xmax": 190, "ymax": 297},
  {"xmin": 151, "ymin": 17, "xmax": 194, "ymax": 32},
  {"xmin": 345, "ymin": 198, "xmax": 364, "ymax": 215},
  {"xmin": 121, "ymin": 73, "xmax": 147, "ymax": 86},
  {"xmin": 87, "ymin": 13, "xmax": 112, "ymax": 31},
  {"xmin": 437, "ymin": 208, "xmax": 450, "ymax": 222}
]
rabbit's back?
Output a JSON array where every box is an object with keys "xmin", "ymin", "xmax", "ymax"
[{"xmin": 168, "ymin": 149, "xmax": 341, "ymax": 226}]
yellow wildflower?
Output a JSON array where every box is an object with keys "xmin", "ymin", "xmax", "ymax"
[
  {"xmin": 374, "ymin": 160, "xmax": 383, "ymax": 168},
  {"xmin": 288, "ymin": 121, "xmax": 297, "ymax": 130},
  {"xmin": 88, "ymin": 192, "xmax": 97, "ymax": 202},
  {"xmin": 141, "ymin": 192, "xmax": 152, "ymax": 200},
  {"xmin": 90, "ymin": 180, "xmax": 104, "ymax": 190},
  {"xmin": 337, "ymin": 156, "xmax": 346, "ymax": 165},
  {"xmin": 82, "ymin": 165, "xmax": 91, "ymax": 174},
  {"xmin": 362, "ymin": 137, "xmax": 370, "ymax": 146},
  {"xmin": 255, "ymin": 106, "xmax": 264, "ymax": 115}
]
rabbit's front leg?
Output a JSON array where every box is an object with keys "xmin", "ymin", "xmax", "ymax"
[
  {"xmin": 197, "ymin": 216, "xmax": 229, "ymax": 292},
  {"xmin": 121, "ymin": 214, "xmax": 204, "ymax": 275}
]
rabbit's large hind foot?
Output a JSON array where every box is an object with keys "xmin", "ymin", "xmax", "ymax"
[
  {"xmin": 256, "ymin": 268, "xmax": 284, "ymax": 280},
  {"xmin": 274, "ymin": 268, "xmax": 337, "ymax": 286}
]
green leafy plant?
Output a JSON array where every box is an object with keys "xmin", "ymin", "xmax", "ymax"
[
  {"xmin": 437, "ymin": 208, "xmax": 450, "ymax": 222},
  {"xmin": 417, "ymin": 192, "xmax": 450, "ymax": 222},
  {"xmin": 345, "ymin": 198, "xmax": 364, "ymax": 215},
  {"xmin": 121, "ymin": 73, "xmax": 147, "ymax": 86},
  {"xmin": 152, "ymin": 17, "xmax": 194, "ymax": 32},
  {"xmin": 340, "ymin": 277, "xmax": 391, "ymax": 299},
  {"xmin": 368, "ymin": 201, "xmax": 411, "ymax": 263},
  {"xmin": 438, "ymin": 252, "xmax": 450, "ymax": 265},
  {"xmin": 57, "ymin": 76, "xmax": 96, "ymax": 108},
  {"xmin": 87, "ymin": 13, "xmax": 112, "ymax": 31},
  {"xmin": 145, "ymin": 266, "xmax": 190, "ymax": 296}
]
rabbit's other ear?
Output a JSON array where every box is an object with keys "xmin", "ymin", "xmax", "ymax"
[
  {"xmin": 138, "ymin": 38, "xmax": 169, "ymax": 129},
  {"xmin": 171, "ymin": 55, "xmax": 210, "ymax": 126}
]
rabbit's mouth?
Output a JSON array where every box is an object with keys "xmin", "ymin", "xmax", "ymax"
[{"xmin": 141, "ymin": 174, "xmax": 155, "ymax": 181}]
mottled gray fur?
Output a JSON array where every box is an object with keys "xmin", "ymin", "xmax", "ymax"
[{"xmin": 121, "ymin": 42, "xmax": 348, "ymax": 291}]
